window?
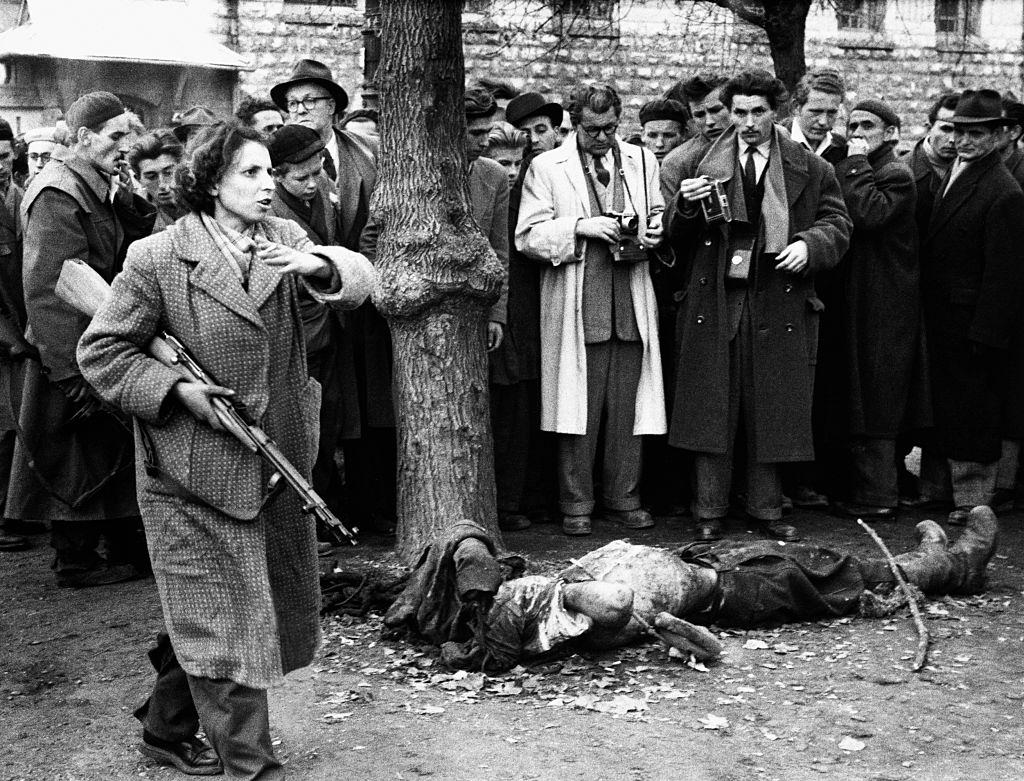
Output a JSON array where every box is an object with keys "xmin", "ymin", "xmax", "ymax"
[
  {"xmin": 836, "ymin": 0, "xmax": 886, "ymax": 33},
  {"xmin": 935, "ymin": 0, "xmax": 981, "ymax": 36},
  {"xmin": 551, "ymin": 0, "xmax": 618, "ymax": 37}
]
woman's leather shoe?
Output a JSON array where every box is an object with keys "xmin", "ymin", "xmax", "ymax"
[{"xmin": 140, "ymin": 731, "xmax": 223, "ymax": 776}]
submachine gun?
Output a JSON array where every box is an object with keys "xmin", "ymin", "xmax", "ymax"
[{"xmin": 56, "ymin": 258, "xmax": 357, "ymax": 545}]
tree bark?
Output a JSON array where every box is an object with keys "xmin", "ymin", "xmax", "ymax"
[
  {"xmin": 375, "ymin": 0, "xmax": 506, "ymax": 563},
  {"xmin": 761, "ymin": 1, "xmax": 810, "ymax": 94}
]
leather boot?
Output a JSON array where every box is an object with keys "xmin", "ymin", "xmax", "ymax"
[
  {"xmin": 894, "ymin": 521, "xmax": 953, "ymax": 594},
  {"xmin": 946, "ymin": 505, "xmax": 999, "ymax": 595}
]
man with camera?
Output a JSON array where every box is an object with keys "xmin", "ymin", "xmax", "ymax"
[
  {"xmin": 665, "ymin": 70, "xmax": 851, "ymax": 543},
  {"xmin": 516, "ymin": 83, "xmax": 666, "ymax": 537}
]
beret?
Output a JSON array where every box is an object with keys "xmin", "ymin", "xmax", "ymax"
[
  {"xmin": 66, "ymin": 91, "xmax": 125, "ymax": 135},
  {"xmin": 639, "ymin": 98, "xmax": 688, "ymax": 126},
  {"xmin": 852, "ymin": 99, "xmax": 901, "ymax": 129},
  {"xmin": 268, "ymin": 124, "xmax": 325, "ymax": 167}
]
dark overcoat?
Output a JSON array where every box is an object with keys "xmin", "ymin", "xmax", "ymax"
[
  {"xmin": 665, "ymin": 128, "xmax": 851, "ymax": 461},
  {"xmin": 833, "ymin": 144, "xmax": 930, "ymax": 438},
  {"xmin": 10, "ymin": 154, "xmax": 154, "ymax": 517},
  {"xmin": 77, "ymin": 213, "xmax": 374, "ymax": 688},
  {"xmin": 920, "ymin": 152, "xmax": 1024, "ymax": 460},
  {"xmin": 490, "ymin": 149, "xmax": 542, "ymax": 385}
]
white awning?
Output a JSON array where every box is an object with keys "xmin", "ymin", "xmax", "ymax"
[{"xmin": 0, "ymin": 0, "xmax": 252, "ymax": 71}]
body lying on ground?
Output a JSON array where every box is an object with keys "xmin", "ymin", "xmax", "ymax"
[{"xmin": 383, "ymin": 507, "xmax": 998, "ymax": 671}]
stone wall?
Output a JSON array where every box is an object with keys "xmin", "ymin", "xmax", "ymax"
[{"xmin": 227, "ymin": 0, "xmax": 1024, "ymax": 137}]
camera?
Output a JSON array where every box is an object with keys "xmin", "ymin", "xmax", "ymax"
[
  {"xmin": 700, "ymin": 178, "xmax": 732, "ymax": 225},
  {"xmin": 604, "ymin": 212, "xmax": 647, "ymax": 263}
]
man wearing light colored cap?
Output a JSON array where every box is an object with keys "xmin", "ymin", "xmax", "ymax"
[
  {"xmin": 917, "ymin": 89, "xmax": 1024, "ymax": 525},
  {"xmin": 23, "ymin": 126, "xmax": 57, "ymax": 185},
  {"xmin": 829, "ymin": 99, "xmax": 929, "ymax": 520},
  {"xmin": 8, "ymin": 91, "xmax": 156, "ymax": 587}
]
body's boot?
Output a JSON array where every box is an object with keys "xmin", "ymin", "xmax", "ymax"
[
  {"xmin": 894, "ymin": 508, "xmax": 998, "ymax": 596},
  {"xmin": 893, "ymin": 520, "xmax": 953, "ymax": 593},
  {"xmin": 946, "ymin": 505, "xmax": 999, "ymax": 594}
]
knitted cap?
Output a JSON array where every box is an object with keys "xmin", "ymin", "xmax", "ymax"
[
  {"xmin": 851, "ymin": 99, "xmax": 901, "ymax": 129},
  {"xmin": 66, "ymin": 91, "xmax": 125, "ymax": 135},
  {"xmin": 268, "ymin": 124, "xmax": 325, "ymax": 167},
  {"xmin": 639, "ymin": 98, "xmax": 688, "ymax": 126},
  {"xmin": 804, "ymin": 69, "xmax": 845, "ymax": 96}
]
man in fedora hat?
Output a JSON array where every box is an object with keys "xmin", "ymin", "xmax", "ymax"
[
  {"xmin": 505, "ymin": 92, "xmax": 564, "ymax": 155},
  {"xmin": 918, "ymin": 88, "xmax": 1024, "ymax": 524}
]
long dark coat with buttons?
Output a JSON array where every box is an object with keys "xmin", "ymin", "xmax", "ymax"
[
  {"xmin": 664, "ymin": 128, "xmax": 851, "ymax": 462},
  {"xmin": 919, "ymin": 151, "xmax": 1024, "ymax": 461},
  {"xmin": 77, "ymin": 213, "xmax": 374, "ymax": 688},
  {"xmin": 832, "ymin": 144, "xmax": 930, "ymax": 439}
]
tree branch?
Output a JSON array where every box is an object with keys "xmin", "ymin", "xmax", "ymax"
[{"xmin": 710, "ymin": 0, "xmax": 766, "ymax": 28}]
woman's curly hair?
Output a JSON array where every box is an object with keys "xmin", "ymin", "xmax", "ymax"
[{"xmin": 175, "ymin": 120, "xmax": 264, "ymax": 215}]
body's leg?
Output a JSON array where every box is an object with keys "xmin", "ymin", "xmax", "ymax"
[{"xmin": 862, "ymin": 506, "xmax": 998, "ymax": 595}]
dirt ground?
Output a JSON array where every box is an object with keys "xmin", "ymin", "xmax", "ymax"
[{"xmin": 3, "ymin": 506, "xmax": 1024, "ymax": 781}]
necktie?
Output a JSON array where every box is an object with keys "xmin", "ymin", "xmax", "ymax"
[
  {"xmin": 593, "ymin": 154, "xmax": 610, "ymax": 187},
  {"xmin": 744, "ymin": 145, "xmax": 758, "ymax": 187},
  {"xmin": 322, "ymin": 149, "xmax": 338, "ymax": 182}
]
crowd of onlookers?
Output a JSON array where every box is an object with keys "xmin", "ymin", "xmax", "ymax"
[{"xmin": 2, "ymin": 56, "xmax": 1024, "ymax": 586}]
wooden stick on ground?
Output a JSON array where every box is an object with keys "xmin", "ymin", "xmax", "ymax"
[{"xmin": 857, "ymin": 518, "xmax": 930, "ymax": 672}]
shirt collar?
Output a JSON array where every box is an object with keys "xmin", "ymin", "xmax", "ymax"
[
  {"xmin": 737, "ymin": 137, "xmax": 772, "ymax": 159},
  {"xmin": 325, "ymin": 130, "xmax": 339, "ymax": 167},
  {"xmin": 791, "ymin": 121, "xmax": 833, "ymax": 155}
]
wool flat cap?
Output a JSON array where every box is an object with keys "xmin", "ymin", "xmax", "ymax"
[
  {"xmin": 172, "ymin": 106, "xmax": 220, "ymax": 142},
  {"xmin": 952, "ymin": 89, "xmax": 1006, "ymax": 125},
  {"xmin": 639, "ymin": 98, "xmax": 688, "ymax": 126},
  {"xmin": 268, "ymin": 125, "xmax": 325, "ymax": 167},
  {"xmin": 66, "ymin": 91, "xmax": 125, "ymax": 135},
  {"xmin": 505, "ymin": 92, "xmax": 564, "ymax": 128},
  {"xmin": 24, "ymin": 126, "xmax": 57, "ymax": 144},
  {"xmin": 465, "ymin": 86, "xmax": 498, "ymax": 119},
  {"xmin": 271, "ymin": 59, "xmax": 349, "ymax": 115},
  {"xmin": 851, "ymin": 99, "xmax": 901, "ymax": 129}
]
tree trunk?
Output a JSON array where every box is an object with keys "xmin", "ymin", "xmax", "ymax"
[
  {"xmin": 761, "ymin": 2, "xmax": 810, "ymax": 95},
  {"xmin": 375, "ymin": 0, "xmax": 506, "ymax": 563}
]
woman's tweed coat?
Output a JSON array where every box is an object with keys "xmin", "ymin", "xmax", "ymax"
[{"xmin": 78, "ymin": 213, "xmax": 374, "ymax": 688}]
